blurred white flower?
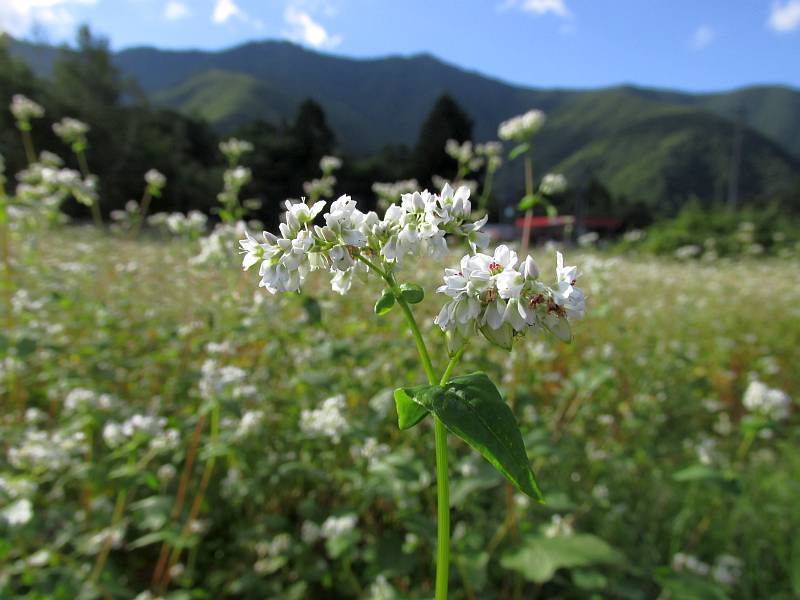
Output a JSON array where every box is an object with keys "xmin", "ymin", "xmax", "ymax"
[
  {"xmin": 498, "ymin": 109, "xmax": 545, "ymax": 141},
  {"xmin": 743, "ymin": 379, "xmax": 791, "ymax": 421}
]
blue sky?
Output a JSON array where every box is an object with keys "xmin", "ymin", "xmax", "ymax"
[{"xmin": 2, "ymin": 0, "xmax": 800, "ymax": 92}]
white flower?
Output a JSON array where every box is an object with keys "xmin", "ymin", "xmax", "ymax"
[
  {"xmin": 539, "ymin": 173, "xmax": 567, "ymax": 195},
  {"xmin": 498, "ymin": 109, "xmax": 545, "ymax": 141},
  {"xmin": 319, "ymin": 155, "xmax": 342, "ymax": 173},
  {"xmin": 144, "ymin": 168, "xmax": 166, "ymax": 189},
  {"xmin": 435, "ymin": 249, "xmax": 584, "ymax": 348},
  {"xmin": 52, "ymin": 117, "xmax": 89, "ymax": 144},
  {"xmin": 672, "ymin": 553, "xmax": 710, "ymax": 577},
  {"xmin": 743, "ymin": 379, "xmax": 791, "ymax": 421},
  {"xmin": 3, "ymin": 498, "xmax": 33, "ymax": 526},
  {"xmin": 10, "ymin": 94, "xmax": 44, "ymax": 123},
  {"xmin": 300, "ymin": 395, "xmax": 350, "ymax": 442},
  {"xmin": 712, "ymin": 555, "xmax": 743, "ymax": 586},
  {"xmin": 553, "ymin": 252, "xmax": 585, "ymax": 320},
  {"xmin": 321, "ymin": 514, "xmax": 357, "ymax": 538},
  {"xmin": 219, "ymin": 138, "xmax": 253, "ymax": 161}
]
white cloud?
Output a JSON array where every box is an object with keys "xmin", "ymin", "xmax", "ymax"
[
  {"xmin": 164, "ymin": 0, "xmax": 189, "ymax": 21},
  {"xmin": 768, "ymin": 0, "xmax": 800, "ymax": 32},
  {"xmin": 690, "ymin": 25, "xmax": 715, "ymax": 50},
  {"xmin": 212, "ymin": 0, "xmax": 244, "ymax": 24},
  {"xmin": 504, "ymin": 0, "xmax": 571, "ymax": 19},
  {"xmin": 0, "ymin": 0, "xmax": 96, "ymax": 37},
  {"xmin": 284, "ymin": 5, "xmax": 341, "ymax": 49}
]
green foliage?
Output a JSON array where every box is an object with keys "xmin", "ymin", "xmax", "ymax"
[
  {"xmin": 501, "ymin": 534, "xmax": 624, "ymax": 583},
  {"xmin": 374, "ymin": 289, "xmax": 395, "ymax": 316},
  {"xmin": 395, "ymin": 372, "xmax": 543, "ymax": 501},
  {"xmin": 620, "ymin": 201, "xmax": 800, "ymax": 257}
]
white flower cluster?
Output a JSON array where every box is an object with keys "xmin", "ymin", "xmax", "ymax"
[
  {"xmin": 52, "ymin": 117, "xmax": 89, "ymax": 146},
  {"xmin": 372, "ymin": 179, "xmax": 419, "ymax": 206},
  {"xmin": 63, "ymin": 388, "xmax": 116, "ymax": 412},
  {"xmin": 434, "ymin": 246, "xmax": 585, "ymax": 349},
  {"xmin": 476, "ymin": 141, "xmax": 503, "ymax": 170},
  {"xmin": 144, "ymin": 168, "xmax": 167, "ymax": 190},
  {"xmin": 672, "ymin": 552, "xmax": 710, "ymax": 576},
  {"xmin": 240, "ymin": 183, "xmax": 489, "ymax": 296},
  {"xmin": 149, "ymin": 210, "xmax": 208, "ymax": 237},
  {"xmin": 543, "ymin": 514, "xmax": 574, "ymax": 538},
  {"xmin": 299, "ymin": 394, "xmax": 350, "ymax": 443},
  {"xmin": 192, "ymin": 221, "xmax": 247, "ymax": 266},
  {"xmin": 302, "ymin": 175, "xmax": 336, "ymax": 199},
  {"xmin": 2, "ymin": 498, "xmax": 33, "ymax": 526},
  {"xmin": 198, "ymin": 358, "xmax": 252, "ymax": 400},
  {"xmin": 102, "ymin": 414, "xmax": 169, "ymax": 448},
  {"xmin": 235, "ymin": 410, "xmax": 265, "ymax": 438},
  {"xmin": 319, "ymin": 155, "xmax": 342, "ymax": 174},
  {"xmin": 445, "ymin": 139, "xmax": 484, "ymax": 171},
  {"xmin": 539, "ymin": 173, "xmax": 567, "ymax": 195},
  {"xmin": 743, "ymin": 379, "xmax": 791, "ymax": 421},
  {"xmin": 15, "ymin": 152, "xmax": 98, "ymax": 210},
  {"xmin": 110, "ymin": 200, "xmax": 139, "ymax": 226},
  {"xmin": 498, "ymin": 109, "xmax": 546, "ymax": 141},
  {"xmin": 320, "ymin": 513, "xmax": 357, "ymax": 538},
  {"xmin": 219, "ymin": 138, "xmax": 253, "ymax": 163},
  {"xmin": 10, "ymin": 94, "xmax": 44, "ymax": 124},
  {"xmin": 9, "ymin": 428, "xmax": 86, "ymax": 471}
]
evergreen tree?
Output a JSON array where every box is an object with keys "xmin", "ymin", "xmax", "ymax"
[{"xmin": 412, "ymin": 94, "xmax": 473, "ymax": 186}]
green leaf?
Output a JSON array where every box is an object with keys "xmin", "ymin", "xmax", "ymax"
[
  {"xmin": 399, "ymin": 283, "xmax": 424, "ymax": 304},
  {"xmin": 501, "ymin": 534, "xmax": 624, "ymax": 583},
  {"xmin": 509, "ymin": 142, "xmax": 530, "ymax": 160},
  {"xmin": 518, "ymin": 193, "xmax": 540, "ymax": 211},
  {"xmin": 393, "ymin": 386, "xmax": 430, "ymax": 430},
  {"xmin": 374, "ymin": 289, "xmax": 396, "ymax": 315},
  {"xmin": 545, "ymin": 204, "xmax": 558, "ymax": 218},
  {"xmin": 422, "ymin": 372, "xmax": 542, "ymax": 501}
]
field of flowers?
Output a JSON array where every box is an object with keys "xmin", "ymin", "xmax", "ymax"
[
  {"xmin": 1, "ymin": 224, "xmax": 798, "ymax": 599},
  {"xmin": 1, "ymin": 96, "xmax": 799, "ymax": 600}
]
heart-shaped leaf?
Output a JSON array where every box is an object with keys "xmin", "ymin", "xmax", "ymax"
[
  {"xmin": 395, "ymin": 372, "xmax": 543, "ymax": 501},
  {"xmin": 393, "ymin": 386, "xmax": 430, "ymax": 430}
]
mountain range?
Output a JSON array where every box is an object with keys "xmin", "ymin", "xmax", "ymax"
[{"xmin": 9, "ymin": 37, "xmax": 800, "ymax": 209}]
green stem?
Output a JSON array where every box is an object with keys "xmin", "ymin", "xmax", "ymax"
[
  {"xmin": 0, "ymin": 189, "xmax": 20, "ymax": 415},
  {"xmin": 131, "ymin": 190, "xmax": 152, "ymax": 239},
  {"xmin": 20, "ymin": 130, "xmax": 36, "ymax": 166},
  {"xmin": 76, "ymin": 150, "xmax": 103, "ymax": 227},
  {"xmin": 358, "ymin": 252, "xmax": 462, "ymax": 599},
  {"xmin": 433, "ymin": 416, "xmax": 450, "ymax": 599}
]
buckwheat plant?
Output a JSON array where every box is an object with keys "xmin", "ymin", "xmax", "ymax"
[
  {"xmin": 217, "ymin": 138, "xmax": 254, "ymax": 223},
  {"xmin": 498, "ymin": 108, "xmax": 546, "ymax": 251},
  {"xmin": 52, "ymin": 114, "xmax": 103, "ymax": 227},
  {"xmin": 130, "ymin": 169, "xmax": 166, "ymax": 238},
  {"xmin": 9, "ymin": 94, "xmax": 44, "ymax": 165},
  {"xmin": 239, "ymin": 183, "xmax": 585, "ymax": 598}
]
